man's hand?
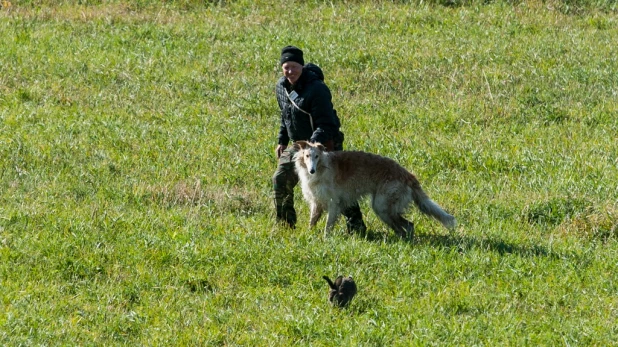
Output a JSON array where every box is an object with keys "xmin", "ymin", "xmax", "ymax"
[{"xmin": 275, "ymin": 144, "xmax": 287, "ymax": 159}]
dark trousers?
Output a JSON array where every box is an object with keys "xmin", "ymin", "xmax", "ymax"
[{"xmin": 272, "ymin": 145, "xmax": 366, "ymax": 232}]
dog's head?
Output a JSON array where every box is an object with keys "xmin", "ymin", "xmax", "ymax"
[{"xmin": 293, "ymin": 141, "xmax": 326, "ymax": 175}]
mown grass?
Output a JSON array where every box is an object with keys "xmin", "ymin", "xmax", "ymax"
[{"xmin": 1, "ymin": 0, "xmax": 617, "ymax": 345}]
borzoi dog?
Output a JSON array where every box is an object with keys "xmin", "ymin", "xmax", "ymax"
[{"xmin": 293, "ymin": 141, "xmax": 456, "ymax": 237}]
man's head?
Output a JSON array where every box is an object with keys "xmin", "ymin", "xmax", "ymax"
[{"xmin": 280, "ymin": 46, "xmax": 304, "ymax": 85}]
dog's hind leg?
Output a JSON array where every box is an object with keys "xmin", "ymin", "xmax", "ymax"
[
  {"xmin": 383, "ymin": 215, "xmax": 408, "ymax": 237},
  {"xmin": 373, "ymin": 205, "xmax": 405, "ymax": 236},
  {"xmin": 372, "ymin": 196, "xmax": 411, "ymax": 237},
  {"xmin": 309, "ymin": 203, "xmax": 324, "ymax": 228},
  {"xmin": 395, "ymin": 215, "xmax": 415, "ymax": 239}
]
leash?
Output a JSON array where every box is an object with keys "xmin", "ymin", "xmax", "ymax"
[{"xmin": 285, "ymin": 89, "xmax": 314, "ymax": 131}]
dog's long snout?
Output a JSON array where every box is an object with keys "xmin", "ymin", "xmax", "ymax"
[{"xmin": 309, "ymin": 169, "xmax": 315, "ymax": 174}]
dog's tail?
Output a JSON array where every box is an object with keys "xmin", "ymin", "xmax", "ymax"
[{"xmin": 411, "ymin": 185, "xmax": 456, "ymax": 230}]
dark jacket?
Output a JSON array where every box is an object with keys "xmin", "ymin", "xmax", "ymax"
[{"xmin": 275, "ymin": 64, "xmax": 340, "ymax": 146}]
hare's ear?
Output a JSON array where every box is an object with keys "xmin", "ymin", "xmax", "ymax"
[
  {"xmin": 334, "ymin": 275, "xmax": 343, "ymax": 288},
  {"xmin": 323, "ymin": 276, "xmax": 337, "ymax": 289}
]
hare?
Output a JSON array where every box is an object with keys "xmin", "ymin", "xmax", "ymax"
[{"xmin": 323, "ymin": 275, "xmax": 357, "ymax": 307}]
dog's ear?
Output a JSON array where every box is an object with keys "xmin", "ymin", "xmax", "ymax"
[
  {"xmin": 293, "ymin": 141, "xmax": 308, "ymax": 151},
  {"xmin": 315, "ymin": 143, "xmax": 327, "ymax": 152}
]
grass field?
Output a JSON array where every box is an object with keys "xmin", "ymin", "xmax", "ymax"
[{"xmin": 1, "ymin": 0, "xmax": 617, "ymax": 345}]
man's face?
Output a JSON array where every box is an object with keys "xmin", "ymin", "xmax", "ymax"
[{"xmin": 282, "ymin": 61, "xmax": 303, "ymax": 85}]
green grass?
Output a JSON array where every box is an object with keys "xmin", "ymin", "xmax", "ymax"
[{"xmin": 1, "ymin": 0, "xmax": 617, "ymax": 345}]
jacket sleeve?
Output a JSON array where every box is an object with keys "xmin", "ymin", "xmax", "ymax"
[
  {"xmin": 277, "ymin": 115, "xmax": 290, "ymax": 145},
  {"xmin": 275, "ymin": 81, "xmax": 290, "ymax": 146},
  {"xmin": 308, "ymin": 82, "xmax": 338, "ymax": 144}
]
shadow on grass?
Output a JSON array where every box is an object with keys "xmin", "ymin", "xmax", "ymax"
[
  {"xmin": 417, "ymin": 233, "xmax": 566, "ymax": 259},
  {"xmin": 355, "ymin": 228, "xmax": 571, "ymax": 260}
]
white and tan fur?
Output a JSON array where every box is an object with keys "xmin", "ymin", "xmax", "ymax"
[{"xmin": 293, "ymin": 141, "xmax": 456, "ymax": 237}]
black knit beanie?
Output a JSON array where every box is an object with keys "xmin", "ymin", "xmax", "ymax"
[{"xmin": 280, "ymin": 46, "xmax": 304, "ymax": 66}]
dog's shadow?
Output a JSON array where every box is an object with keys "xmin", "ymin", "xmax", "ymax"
[
  {"xmin": 420, "ymin": 233, "xmax": 564, "ymax": 259},
  {"xmin": 354, "ymin": 228, "xmax": 568, "ymax": 259}
]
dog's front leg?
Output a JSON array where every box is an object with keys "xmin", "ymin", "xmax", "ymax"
[
  {"xmin": 324, "ymin": 204, "xmax": 341, "ymax": 236},
  {"xmin": 309, "ymin": 203, "xmax": 324, "ymax": 228}
]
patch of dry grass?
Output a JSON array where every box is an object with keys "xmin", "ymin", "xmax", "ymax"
[
  {"xmin": 137, "ymin": 180, "xmax": 267, "ymax": 217},
  {"xmin": 557, "ymin": 202, "xmax": 618, "ymax": 241}
]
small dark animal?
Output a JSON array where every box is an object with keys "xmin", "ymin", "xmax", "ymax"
[{"xmin": 323, "ymin": 275, "xmax": 357, "ymax": 307}]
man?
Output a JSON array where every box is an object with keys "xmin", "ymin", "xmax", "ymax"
[{"xmin": 272, "ymin": 45, "xmax": 366, "ymax": 233}]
